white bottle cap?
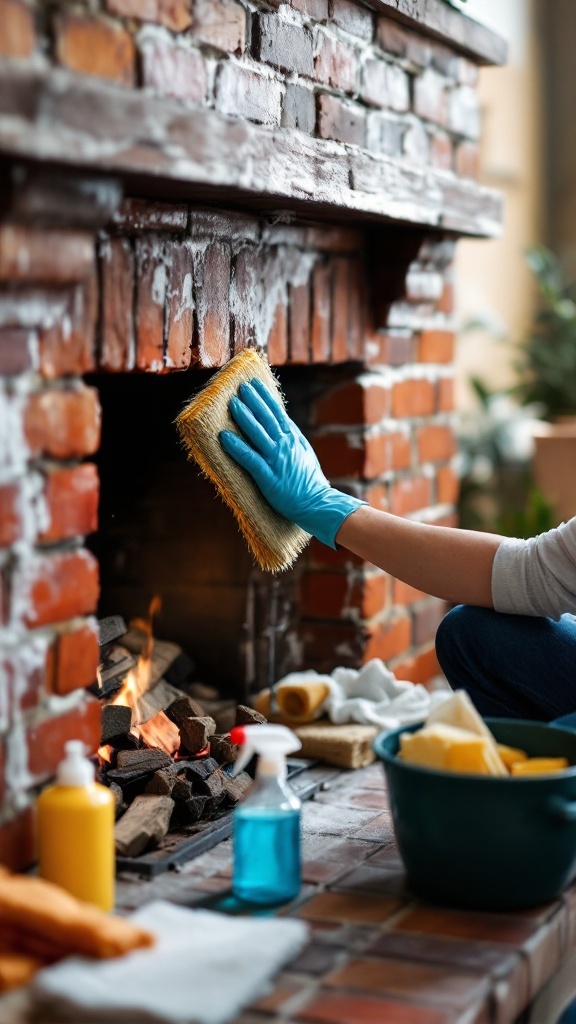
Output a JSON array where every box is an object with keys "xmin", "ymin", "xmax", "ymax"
[{"xmin": 56, "ymin": 741, "xmax": 95, "ymax": 786}]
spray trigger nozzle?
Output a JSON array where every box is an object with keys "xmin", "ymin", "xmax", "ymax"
[{"xmin": 229, "ymin": 724, "xmax": 301, "ymax": 777}]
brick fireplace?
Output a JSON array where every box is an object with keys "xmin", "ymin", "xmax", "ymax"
[{"xmin": 0, "ymin": 0, "xmax": 505, "ymax": 869}]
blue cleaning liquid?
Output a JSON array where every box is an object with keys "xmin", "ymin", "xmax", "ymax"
[{"xmin": 233, "ymin": 806, "xmax": 301, "ymax": 905}]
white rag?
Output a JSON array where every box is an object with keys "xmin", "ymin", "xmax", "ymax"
[
  {"xmin": 277, "ymin": 658, "xmax": 451, "ymax": 729},
  {"xmin": 32, "ymin": 900, "xmax": 309, "ymax": 1024}
]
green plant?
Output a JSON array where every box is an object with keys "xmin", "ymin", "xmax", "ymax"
[
  {"xmin": 513, "ymin": 246, "xmax": 576, "ymax": 419},
  {"xmin": 495, "ymin": 487, "xmax": 554, "ymax": 540},
  {"xmin": 457, "ymin": 378, "xmax": 551, "ymax": 535}
]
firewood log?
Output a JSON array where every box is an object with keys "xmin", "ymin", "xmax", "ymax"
[
  {"xmin": 145, "ymin": 769, "xmax": 176, "ymax": 797},
  {"xmin": 235, "ymin": 705, "xmax": 267, "ymax": 726},
  {"xmin": 116, "ymin": 749, "xmax": 171, "ymax": 772},
  {"xmin": 101, "ymin": 705, "xmax": 132, "ymax": 746},
  {"xmin": 115, "ymin": 795, "xmax": 174, "ymax": 857},
  {"xmin": 195, "ymin": 768, "xmax": 225, "ymax": 805},
  {"xmin": 109, "ymin": 782, "xmax": 126, "ymax": 820},
  {"xmin": 175, "ymin": 796, "xmax": 208, "ymax": 825},
  {"xmin": 178, "ymin": 717, "xmax": 216, "ymax": 756},
  {"xmin": 209, "ymin": 733, "xmax": 239, "ymax": 765},
  {"xmin": 165, "ymin": 696, "xmax": 206, "ymax": 727},
  {"xmin": 220, "ymin": 770, "xmax": 252, "ymax": 804}
]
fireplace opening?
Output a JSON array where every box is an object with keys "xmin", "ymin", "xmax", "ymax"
[{"xmin": 84, "ymin": 363, "xmax": 354, "ymax": 870}]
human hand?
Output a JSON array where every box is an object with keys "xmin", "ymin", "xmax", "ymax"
[{"xmin": 220, "ymin": 377, "xmax": 365, "ymax": 548}]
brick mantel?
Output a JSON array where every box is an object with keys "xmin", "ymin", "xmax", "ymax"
[
  {"xmin": 0, "ymin": 0, "xmax": 504, "ymax": 238},
  {"xmin": 0, "ymin": 65, "xmax": 501, "ymax": 237}
]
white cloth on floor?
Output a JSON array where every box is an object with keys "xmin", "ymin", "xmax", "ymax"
[
  {"xmin": 277, "ymin": 658, "xmax": 450, "ymax": 729},
  {"xmin": 32, "ymin": 900, "xmax": 309, "ymax": 1024}
]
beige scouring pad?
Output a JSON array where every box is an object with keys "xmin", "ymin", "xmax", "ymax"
[{"xmin": 175, "ymin": 348, "xmax": 312, "ymax": 573}]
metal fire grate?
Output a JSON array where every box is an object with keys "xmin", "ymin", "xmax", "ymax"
[{"xmin": 116, "ymin": 759, "xmax": 335, "ymax": 878}]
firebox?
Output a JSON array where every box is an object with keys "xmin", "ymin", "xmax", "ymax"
[
  {"xmin": 88, "ymin": 366, "xmax": 335, "ymax": 701},
  {"xmin": 0, "ymin": 0, "xmax": 505, "ymax": 870}
]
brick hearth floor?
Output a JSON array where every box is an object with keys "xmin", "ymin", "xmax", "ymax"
[{"xmin": 113, "ymin": 762, "xmax": 576, "ymax": 1024}]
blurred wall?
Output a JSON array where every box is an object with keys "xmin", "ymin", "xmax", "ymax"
[
  {"xmin": 454, "ymin": 0, "xmax": 543, "ymax": 409},
  {"xmin": 538, "ymin": 0, "xmax": 576, "ymax": 277}
]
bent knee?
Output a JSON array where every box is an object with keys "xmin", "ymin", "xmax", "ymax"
[
  {"xmin": 436, "ymin": 604, "xmax": 477, "ymax": 643},
  {"xmin": 435, "ymin": 604, "xmax": 491, "ymax": 665}
]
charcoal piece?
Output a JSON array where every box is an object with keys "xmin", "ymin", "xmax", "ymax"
[
  {"xmin": 145, "ymin": 769, "xmax": 176, "ymax": 796},
  {"xmin": 106, "ymin": 767, "xmax": 157, "ymax": 805},
  {"xmin": 137, "ymin": 682, "xmax": 183, "ymax": 724},
  {"xmin": 178, "ymin": 716, "xmax": 216, "ymax": 756},
  {"xmin": 97, "ymin": 644, "xmax": 115, "ymax": 665},
  {"xmin": 92, "ymin": 644, "xmax": 137, "ymax": 699},
  {"xmin": 236, "ymin": 704, "xmax": 267, "ymax": 726},
  {"xmin": 174, "ymin": 795, "xmax": 208, "ymax": 825},
  {"xmin": 221, "ymin": 770, "xmax": 252, "ymax": 804},
  {"xmin": 98, "ymin": 646, "xmax": 137, "ymax": 686},
  {"xmin": 107, "ymin": 766, "xmax": 152, "ymax": 787},
  {"xmin": 195, "ymin": 768, "xmax": 225, "ymax": 804},
  {"xmin": 107, "ymin": 754, "xmax": 172, "ymax": 802},
  {"xmin": 101, "ymin": 704, "xmax": 132, "ymax": 745},
  {"xmin": 109, "ymin": 781, "xmax": 126, "ymax": 820},
  {"xmin": 165, "ymin": 696, "xmax": 207, "ymax": 728},
  {"xmin": 114, "ymin": 732, "xmax": 139, "ymax": 752},
  {"xmin": 116, "ymin": 749, "xmax": 171, "ymax": 772},
  {"xmin": 209, "ymin": 733, "xmax": 239, "ymax": 765},
  {"xmin": 172, "ymin": 776, "xmax": 194, "ymax": 802},
  {"xmin": 98, "ymin": 615, "xmax": 127, "ymax": 647},
  {"xmin": 177, "ymin": 757, "xmax": 219, "ymax": 783},
  {"xmin": 115, "ymin": 794, "xmax": 174, "ymax": 857},
  {"xmin": 89, "ymin": 675, "xmax": 124, "ymax": 700}
]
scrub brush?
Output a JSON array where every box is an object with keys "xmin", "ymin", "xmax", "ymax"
[{"xmin": 175, "ymin": 348, "xmax": 311, "ymax": 573}]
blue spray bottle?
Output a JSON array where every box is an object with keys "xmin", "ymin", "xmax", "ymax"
[{"xmin": 229, "ymin": 723, "xmax": 302, "ymax": 905}]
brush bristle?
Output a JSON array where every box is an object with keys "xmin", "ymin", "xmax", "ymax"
[{"xmin": 175, "ymin": 349, "xmax": 311, "ymax": 573}]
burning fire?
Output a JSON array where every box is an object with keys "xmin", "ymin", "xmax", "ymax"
[{"xmin": 98, "ymin": 597, "xmax": 181, "ymax": 760}]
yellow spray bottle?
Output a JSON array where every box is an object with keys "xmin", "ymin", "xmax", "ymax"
[{"xmin": 37, "ymin": 740, "xmax": 115, "ymax": 910}]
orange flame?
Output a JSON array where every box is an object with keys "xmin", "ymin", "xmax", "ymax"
[
  {"xmin": 138, "ymin": 711, "xmax": 180, "ymax": 754},
  {"xmin": 98, "ymin": 743, "xmax": 114, "ymax": 764},
  {"xmin": 104, "ymin": 597, "xmax": 180, "ymax": 758},
  {"xmin": 130, "ymin": 595, "xmax": 162, "ymax": 660},
  {"xmin": 110, "ymin": 659, "xmax": 180, "ymax": 757}
]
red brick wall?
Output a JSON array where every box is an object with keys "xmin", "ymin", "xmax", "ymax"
[
  {"xmin": 0, "ymin": 0, "xmax": 483, "ymax": 866},
  {"xmin": 0, "ymin": 223, "xmax": 103, "ymax": 868}
]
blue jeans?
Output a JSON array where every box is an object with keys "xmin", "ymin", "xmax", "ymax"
[{"xmin": 435, "ymin": 605, "xmax": 576, "ymax": 721}]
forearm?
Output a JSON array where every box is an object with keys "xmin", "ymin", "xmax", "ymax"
[{"xmin": 336, "ymin": 506, "xmax": 502, "ymax": 608}]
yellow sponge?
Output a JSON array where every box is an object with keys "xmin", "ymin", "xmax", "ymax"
[
  {"xmin": 400, "ymin": 723, "xmax": 506, "ymax": 776},
  {"xmin": 511, "ymin": 757, "xmax": 569, "ymax": 776},
  {"xmin": 497, "ymin": 744, "xmax": 528, "ymax": 770},
  {"xmin": 175, "ymin": 349, "xmax": 311, "ymax": 573}
]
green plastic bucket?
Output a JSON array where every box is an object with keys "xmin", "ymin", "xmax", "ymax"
[{"xmin": 373, "ymin": 713, "xmax": 576, "ymax": 910}]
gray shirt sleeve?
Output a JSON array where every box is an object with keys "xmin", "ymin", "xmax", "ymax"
[{"xmin": 491, "ymin": 518, "xmax": 576, "ymax": 619}]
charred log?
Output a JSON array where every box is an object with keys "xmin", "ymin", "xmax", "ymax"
[
  {"xmin": 115, "ymin": 794, "xmax": 174, "ymax": 857},
  {"xmin": 178, "ymin": 716, "xmax": 216, "ymax": 756},
  {"xmin": 101, "ymin": 704, "xmax": 132, "ymax": 746}
]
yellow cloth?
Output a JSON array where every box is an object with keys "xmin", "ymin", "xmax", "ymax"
[{"xmin": 0, "ymin": 867, "xmax": 155, "ymax": 993}]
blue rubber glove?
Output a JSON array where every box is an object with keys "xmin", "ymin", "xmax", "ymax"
[{"xmin": 219, "ymin": 377, "xmax": 366, "ymax": 549}]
